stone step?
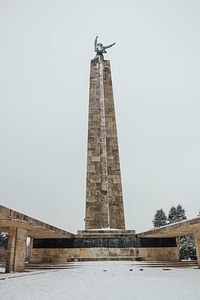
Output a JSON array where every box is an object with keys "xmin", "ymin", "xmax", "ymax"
[
  {"xmin": 25, "ymin": 260, "xmax": 198, "ymax": 270},
  {"xmin": 77, "ymin": 256, "xmax": 139, "ymax": 262},
  {"xmin": 137, "ymin": 261, "xmax": 198, "ymax": 268},
  {"xmin": 76, "ymin": 258, "xmax": 198, "ymax": 268}
]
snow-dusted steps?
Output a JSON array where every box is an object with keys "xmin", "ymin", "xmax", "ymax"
[{"xmin": 2, "ymin": 261, "xmax": 200, "ymax": 300}]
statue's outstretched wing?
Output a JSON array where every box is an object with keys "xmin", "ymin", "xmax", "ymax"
[{"xmin": 103, "ymin": 42, "xmax": 116, "ymax": 49}]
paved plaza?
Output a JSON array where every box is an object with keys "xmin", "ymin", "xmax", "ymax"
[{"xmin": 0, "ymin": 261, "xmax": 199, "ymax": 300}]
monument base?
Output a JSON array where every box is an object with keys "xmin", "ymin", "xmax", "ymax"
[
  {"xmin": 30, "ymin": 232, "xmax": 179, "ymax": 264},
  {"xmin": 75, "ymin": 229, "xmax": 137, "ymax": 261}
]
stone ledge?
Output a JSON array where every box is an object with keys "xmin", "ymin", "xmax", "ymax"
[
  {"xmin": 76, "ymin": 229, "xmax": 136, "ymax": 238},
  {"xmin": 0, "ymin": 205, "xmax": 73, "ymax": 238}
]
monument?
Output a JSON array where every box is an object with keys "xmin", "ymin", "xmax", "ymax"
[
  {"xmin": 1, "ymin": 38, "xmax": 196, "ymax": 272},
  {"xmin": 85, "ymin": 37, "xmax": 125, "ymax": 230},
  {"xmin": 29, "ymin": 37, "xmax": 179, "ymax": 265}
]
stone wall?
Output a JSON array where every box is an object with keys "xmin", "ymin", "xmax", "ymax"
[
  {"xmin": 30, "ymin": 236, "xmax": 179, "ymax": 263},
  {"xmin": 30, "ymin": 247, "xmax": 136, "ymax": 263},
  {"xmin": 30, "ymin": 246, "xmax": 179, "ymax": 263},
  {"xmin": 137, "ymin": 248, "xmax": 179, "ymax": 262}
]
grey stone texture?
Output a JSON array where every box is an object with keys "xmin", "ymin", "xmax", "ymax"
[
  {"xmin": 6, "ymin": 227, "xmax": 27, "ymax": 273},
  {"xmin": 85, "ymin": 60, "xmax": 125, "ymax": 230}
]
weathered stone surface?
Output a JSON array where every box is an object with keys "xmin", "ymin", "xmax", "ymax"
[
  {"xmin": 136, "ymin": 247, "xmax": 179, "ymax": 262},
  {"xmin": 30, "ymin": 246, "xmax": 180, "ymax": 263},
  {"xmin": 0, "ymin": 205, "xmax": 73, "ymax": 238},
  {"xmin": 138, "ymin": 217, "xmax": 200, "ymax": 238},
  {"xmin": 85, "ymin": 60, "xmax": 125, "ymax": 230},
  {"xmin": 0, "ymin": 205, "xmax": 73, "ymax": 272},
  {"xmin": 30, "ymin": 236, "xmax": 178, "ymax": 263},
  {"xmin": 33, "ymin": 237, "xmax": 137, "ymax": 248},
  {"xmin": 6, "ymin": 227, "xmax": 27, "ymax": 273},
  {"xmin": 77, "ymin": 229, "xmax": 135, "ymax": 237}
]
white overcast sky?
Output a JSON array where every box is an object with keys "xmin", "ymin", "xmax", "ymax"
[{"xmin": 0, "ymin": 0, "xmax": 200, "ymax": 234}]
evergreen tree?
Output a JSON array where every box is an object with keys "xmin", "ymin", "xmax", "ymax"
[
  {"xmin": 152, "ymin": 209, "xmax": 167, "ymax": 228},
  {"xmin": 176, "ymin": 204, "xmax": 187, "ymax": 222},
  {"xmin": 167, "ymin": 205, "xmax": 196, "ymax": 260},
  {"xmin": 0, "ymin": 232, "xmax": 8, "ymax": 249},
  {"xmin": 168, "ymin": 204, "xmax": 187, "ymax": 224},
  {"xmin": 167, "ymin": 206, "xmax": 177, "ymax": 224},
  {"xmin": 180, "ymin": 235, "xmax": 197, "ymax": 260},
  {"xmin": 153, "ymin": 205, "xmax": 196, "ymax": 260}
]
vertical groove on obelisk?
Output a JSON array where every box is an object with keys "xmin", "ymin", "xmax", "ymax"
[{"xmin": 99, "ymin": 62, "xmax": 110, "ymax": 228}]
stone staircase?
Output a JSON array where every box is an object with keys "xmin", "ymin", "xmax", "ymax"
[{"xmin": 25, "ymin": 260, "xmax": 198, "ymax": 270}]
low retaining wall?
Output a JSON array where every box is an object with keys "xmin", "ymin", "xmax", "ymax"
[{"xmin": 29, "ymin": 236, "xmax": 179, "ymax": 263}]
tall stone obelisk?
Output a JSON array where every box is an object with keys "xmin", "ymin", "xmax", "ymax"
[{"xmin": 85, "ymin": 53, "xmax": 125, "ymax": 230}]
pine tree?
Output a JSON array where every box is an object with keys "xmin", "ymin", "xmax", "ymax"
[
  {"xmin": 152, "ymin": 209, "xmax": 167, "ymax": 228},
  {"xmin": 153, "ymin": 205, "xmax": 196, "ymax": 260},
  {"xmin": 0, "ymin": 232, "xmax": 8, "ymax": 249},
  {"xmin": 180, "ymin": 235, "xmax": 197, "ymax": 260},
  {"xmin": 168, "ymin": 204, "xmax": 187, "ymax": 224},
  {"xmin": 167, "ymin": 205, "xmax": 196, "ymax": 260},
  {"xmin": 176, "ymin": 204, "xmax": 187, "ymax": 222},
  {"xmin": 167, "ymin": 206, "xmax": 177, "ymax": 224}
]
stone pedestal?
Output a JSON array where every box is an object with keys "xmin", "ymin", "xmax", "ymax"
[{"xmin": 76, "ymin": 229, "xmax": 136, "ymax": 261}]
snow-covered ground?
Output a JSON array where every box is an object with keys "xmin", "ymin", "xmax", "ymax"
[{"xmin": 0, "ymin": 261, "xmax": 200, "ymax": 300}]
